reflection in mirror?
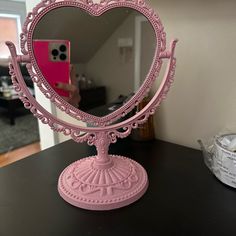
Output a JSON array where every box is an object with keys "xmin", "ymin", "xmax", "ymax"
[{"xmin": 33, "ymin": 7, "xmax": 156, "ymax": 117}]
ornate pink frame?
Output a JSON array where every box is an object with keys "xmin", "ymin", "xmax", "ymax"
[{"xmin": 6, "ymin": 0, "xmax": 177, "ymax": 211}]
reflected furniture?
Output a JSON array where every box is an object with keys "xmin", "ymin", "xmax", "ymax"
[
  {"xmin": 79, "ymin": 86, "xmax": 106, "ymax": 111},
  {"xmin": 0, "ymin": 64, "xmax": 34, "ymax": 88},
  {"xmin": 0, "ymin": 86, "xmax": 34, "ymax": 125},
  {"xmin": 0, "ymin": 64, "xmax": 34, "ymax": 125},
  {"xmin": 0, "ymin": 139, "xmax": 236, "ymax": 235},
  {"xmin": 0, "ymin": 94, "xmax": 24, "ymax": 125}
]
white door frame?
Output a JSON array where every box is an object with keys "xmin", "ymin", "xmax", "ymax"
[
  {"xmin": 134, "ymin": 15, "xmax": 148, "ymax": 91},
  {"xmin": 26, "ymin": 0, "xmax": 58, "ymax": 149}
]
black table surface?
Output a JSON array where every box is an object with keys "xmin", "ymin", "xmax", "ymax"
[{"xmin": 0, "ymin": 138, "xmax": 236, "ymax": 236}]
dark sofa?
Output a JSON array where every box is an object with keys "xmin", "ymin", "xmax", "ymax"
[{"xmin": 0, "ymin": 64, "xmax": 34, "ymax": 88}]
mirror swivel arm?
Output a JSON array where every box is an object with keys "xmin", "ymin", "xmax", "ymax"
[
  {"xmin": 160, "ymin": 38, "xmax": 178, "ymax": 59},
  {"xmin": 5, "ymin": 41, "xmax": 18, "ymax": 60},
  {"xmin": 5, "ymin": 41, "xmax": 30, "ymax": 63},
  {"xmin": 17, "ymin": 55, "xmax": 30, "ymax": 63},
  {"xmin": 5, "ymin": 40, "xmax": 177, "ymax": 135}
]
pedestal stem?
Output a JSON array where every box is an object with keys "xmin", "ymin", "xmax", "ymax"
[{"xmin": 93, "ymin": 132, "xmax": 113, "ymax": 169}]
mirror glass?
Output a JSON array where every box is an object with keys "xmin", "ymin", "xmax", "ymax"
[{"xmin": 33, "ymin": 7, "xmax": 156, "ymax": 117}]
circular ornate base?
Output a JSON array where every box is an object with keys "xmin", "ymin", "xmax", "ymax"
[{"xmin": 58, "ymin": 155, "xmax": 148, "ymax": 210}]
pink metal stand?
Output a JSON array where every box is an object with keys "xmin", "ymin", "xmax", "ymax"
[
  {"xmin": 6, "ymin": 0, "xmax": 177, "ymax": 210},
  {"xmin": 59, "ymin": 154, "xmax": 148, "ymax": 210}
]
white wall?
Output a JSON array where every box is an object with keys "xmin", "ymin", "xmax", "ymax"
[
  {"xmin": 86, "ymin": 13, "xmax": 135, "ymax": 103},
  {"xmin": 148, "ymin": 0, "xmax": 236, "ymax": 149}
]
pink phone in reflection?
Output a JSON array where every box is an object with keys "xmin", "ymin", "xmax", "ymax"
[{"xmin": 33, "ymin": 39, "xmax": 71, "ymax": 97}]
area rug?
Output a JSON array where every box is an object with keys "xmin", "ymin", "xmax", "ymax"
[{"xmin": 0, "ymin": 113, "xmax": 40, "ymax": 154}]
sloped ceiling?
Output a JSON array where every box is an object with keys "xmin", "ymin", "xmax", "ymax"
[{"xmin": 33, "ymin": 7, "xmax": 132, "ymax": 63}]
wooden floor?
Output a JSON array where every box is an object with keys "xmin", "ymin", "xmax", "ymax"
[{"xmin": 0, "ymin": 142, "xmax": 41, "ymax": 168}]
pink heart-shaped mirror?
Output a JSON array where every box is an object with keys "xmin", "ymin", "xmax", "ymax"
[
  {"xmin": 6, "ymin": 0, "xmax": 177, "ymax": 211},
  {"xmin": 22, "ymin": 1, "xmax": 165, "ymax": 126}
]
